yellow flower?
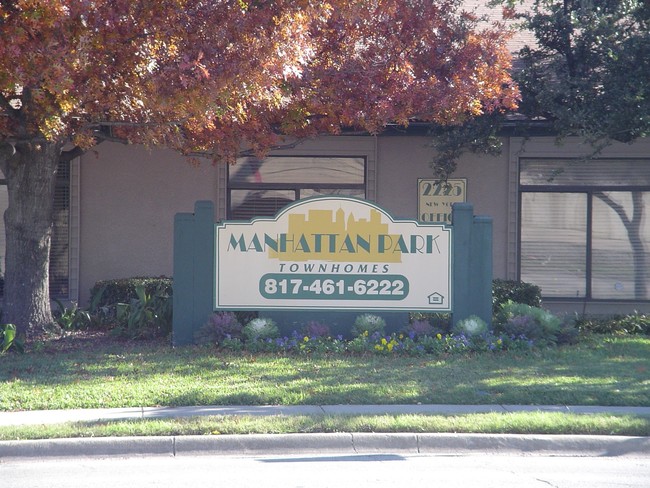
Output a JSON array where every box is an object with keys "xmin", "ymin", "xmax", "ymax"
[
  {"xmin": 303, "ymin": 336, "xmax": 309, "ymax": 342},
  {"xmin": 374, "ymin": 344, "xmax": 384, "ymax": 351},
  {"xmin": 436, "ymin": 333, "xmax": 442, "ymax": 340},
  {"xmin": 399, "ymin": 334, "xmax": 404, "ymax": 339},
  {"xmin": 497, "ymin": 338, "xmax": 502, "ymax": 345},
  {"xmin": 381, "ymin": 338, "xmax": 388, "ymax": 345},
  {"xmin": 387, "ymin": 343, "xmax": 394, "ymax": 352},
  {"xmin": 363, "ymin": 330, "xmax": 369, "ymax": 337}
]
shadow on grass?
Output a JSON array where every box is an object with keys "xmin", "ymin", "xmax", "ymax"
[{"xmin": 1, "ymin": 336, "xmax": 648, "ymax": 409}]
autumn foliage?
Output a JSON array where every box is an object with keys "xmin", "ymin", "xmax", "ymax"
[
  {"xmin": 0, "ymin": 0, "xmax": 518, "ymax": 335},
  {"xmin": 1, "ymin": 0, "xmax": 518, "ymax": 158}
]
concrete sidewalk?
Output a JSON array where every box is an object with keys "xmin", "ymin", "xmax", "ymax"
[{"xmin": 1, "ymin": 405, "xmax": 649, "ymax": 459}]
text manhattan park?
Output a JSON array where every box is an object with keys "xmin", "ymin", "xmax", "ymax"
[{"xmin": 226, "ymin": 232, "xmax": 443, "ymax": 255}]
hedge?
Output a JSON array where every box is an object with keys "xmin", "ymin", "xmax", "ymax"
[
  {"xmin": 90, "ymin": 277, "xmax": 172, "ymax": 307},
  {"xmin": 492, "ymin": 279, "xmax": 542, "ymax": 314}
]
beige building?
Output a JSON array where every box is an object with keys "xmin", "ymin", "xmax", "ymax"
[
  {"xmin": 11, "ymin": 130, "xmax": 639, "ymax": 317},
  {"xmin": 1, "ymin": 3, "xmax": 647, "ymax": 317}
]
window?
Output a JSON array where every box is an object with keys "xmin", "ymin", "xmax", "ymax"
[
  {"xmin": 519, "ymin": 158, "xmax": 650, "ymax": 301},
  {"xmin": 228, "ymin": 156, "xmax": 367, "ymax": 219},
  {"xmin": 50, "ymin": 160, "xmax": 71, "ymax": 297},
  {"xmin": 0, "ymin": 160, "xmax": 70, "ymax": 298}
]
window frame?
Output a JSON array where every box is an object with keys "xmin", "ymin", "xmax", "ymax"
[
  {"xmin": 226, "ymin": 154, "xmax": 368, "ymax": 220},
  {"xmin": 518, "ymin": 178, "xmax": 650, "ymax": 302}
]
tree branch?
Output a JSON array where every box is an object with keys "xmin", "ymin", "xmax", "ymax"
[
  {"xmin": 59, "ymin": 146, "xmax": 85, "ymax": 163},
  {"xmin": 631, "ymin": 191, "xmax": 644, "ymax": 227},
  {"xmin": 0, "ymin": 141, "xmax": 16, "ymax": 176},
  {"xmin": 86, "ymin": 120, "xmax": 185, "ymax": 128},
  {"xmin": 186, "ymin": 137, "xmax": 310, "ymax": 160},
  {"xmin": 594, "ymin": 191, "xmax": 631, "ymax": 229},
  {"xmin": 1, "ymin": 94, "xmax": 16, "ymax": 115},
  {"xmin": 238, "ymin": 138, "xmax": 308, "ymax": 157},
  {"xmin": 0, "ymin": 141, "xmax": 16, "ymax": 158}
]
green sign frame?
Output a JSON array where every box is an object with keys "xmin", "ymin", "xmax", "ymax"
[{"xmin": 172, "ymin": 198, "xmax": 492, "ymax": 345}]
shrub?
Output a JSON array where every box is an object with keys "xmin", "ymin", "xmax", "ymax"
[
  {"xmin": 576, "ymin": 312, "xmax": 650, "ymax": 335},
  {"xmin": 242, "ymin": 317, "xmax": 280, "ymax": 343},
  {"xmin": 1, "ymin": 324, "xmax": 24, "ymax": 354},
  {"xmin": 300, "ymin": 321, "xmax": 331, "ymax": 339},
  {"xmin": 501, "ymin": 314, "xmax": 539, "ymax": 340},
  {"xmin": 409, "ymin": 312, "xmax": 452, "ymax": 334},
  {"xmin": 452, "ymin": 315, "xmax": 489, "ymax": 337},
  {"xmin": 613, "ymin": 313, "xmax": 650, "ymax": 335},
  {"xmin": 90, "ymin": 277, "xmax": 173, "ymax": 309},
  {"xmin": 556, "ymin": 317, "xmax": 580, "ymax": 345},
  {"xmin": 574, "ymin": 316, "xmax": 615, "ymax": 335},
  {"xmin": 88, "ymin": 277, "xmax": 173, "ymax": 335},
  {"xmin": 404, "ymin": 319, "xmax": 434, "ymax": 338},
  {"xmin": 195, "ymin": 312, "xmax": 242, "ymax": 345},
  {"xmin": 233, "ymin": 311, "xmax": 258, "ymax": 327},
  {"xmin": 114, "ymin": 284, "xmax": 172, "ymax": 339},
  {"xmin": 494, "ymin": 301, "xmax": 566, "ymax": 346},
  {"xmin": 221, "ymin": 336, "xmax": 244, "ymax": 352},
  {"xmin": 53, "ymin": 300, "xmax": 92, "ymax": 331},
  {"xmin": 351, "ymin": 314, "xmax": 386, "ymax": 338},
  {"xmin": 492, "ymin": 279, "xmax": 542, "ymax": 315}
]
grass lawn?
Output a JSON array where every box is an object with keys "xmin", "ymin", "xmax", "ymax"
[
  {"xmin": 2, "ymin": 333, "xmax": 649, "ymax": 410},
  {"xmin": 0, "ymin": 332, "xmax": 648, "ymax": 439},
  {"xmin": 2, "ymin": 412, "xmax": 648, "ymax": 441}
]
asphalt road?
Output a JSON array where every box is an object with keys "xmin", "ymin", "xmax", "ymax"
[{"xmin": 3, "ymin": 453, "xmax": 649, "ymax": 488}]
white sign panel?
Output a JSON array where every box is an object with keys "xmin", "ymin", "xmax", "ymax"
[{"xmin": 215, "ymin": 196, "xmax": 452, "ymax": 311}]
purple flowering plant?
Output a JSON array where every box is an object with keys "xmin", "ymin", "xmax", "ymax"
[
  {"xmin": 195, "ymin": 311, "xmax": 242, "ymax": 345},
  {"xmin": 207, "ymin": 316, "xmax": 536, "ymax": 356},
  {"xmin": 301, "ymin": 321, "xmax": 331, "ymax": 339},
  {"xmin": 405, "ymin": 319, "xmax": 434, "ymax": 338}
]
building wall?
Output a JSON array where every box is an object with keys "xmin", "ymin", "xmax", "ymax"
[
  {"xmin": 77, "ymin": 135, "xmax": 649, "ymax": 317},
  {"xmin": 78, "ymin": 135, "xmax": 512, "ymax": 304},
  {"xmin": 375, "ymin": 135, "xmax": 510, "ymax": 278},
  {"xmin": 78, "ymin": 143, "xmax": 219, "ymax": 303}
]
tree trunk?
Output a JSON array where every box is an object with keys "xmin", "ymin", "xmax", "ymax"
[
  {"xmin": 0, "ymin": 140, "xmax": 61, "ymax": 339},
  {"xmin": 595, "ymin": 191, "xmax": 648, "ymax": 301},
  {"xmin": 629, "ymin": 192, "xmax": 648, "ymax": 300}
]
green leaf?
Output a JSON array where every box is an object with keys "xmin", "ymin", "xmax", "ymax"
[{"xmin": 1, "ymin": 324, "xmax": 17, "ymax": 354}]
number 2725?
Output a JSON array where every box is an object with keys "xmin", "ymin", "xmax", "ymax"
[{"xmin": 420, "ymin": 182, "xmax": 463, "ymax": 197}]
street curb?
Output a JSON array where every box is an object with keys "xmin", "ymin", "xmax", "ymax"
[
  {"xmin": 0, "ymin": 436, "xmax": 173, "ymax": 459},
  {"xmin": 1, "ymin": 433, "xmax": 649, "ymax": 459}
]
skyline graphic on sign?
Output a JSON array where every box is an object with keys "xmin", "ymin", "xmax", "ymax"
[{"xmin": 268, "ymin": 207, "xmax": 402, "ymax": 263}]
